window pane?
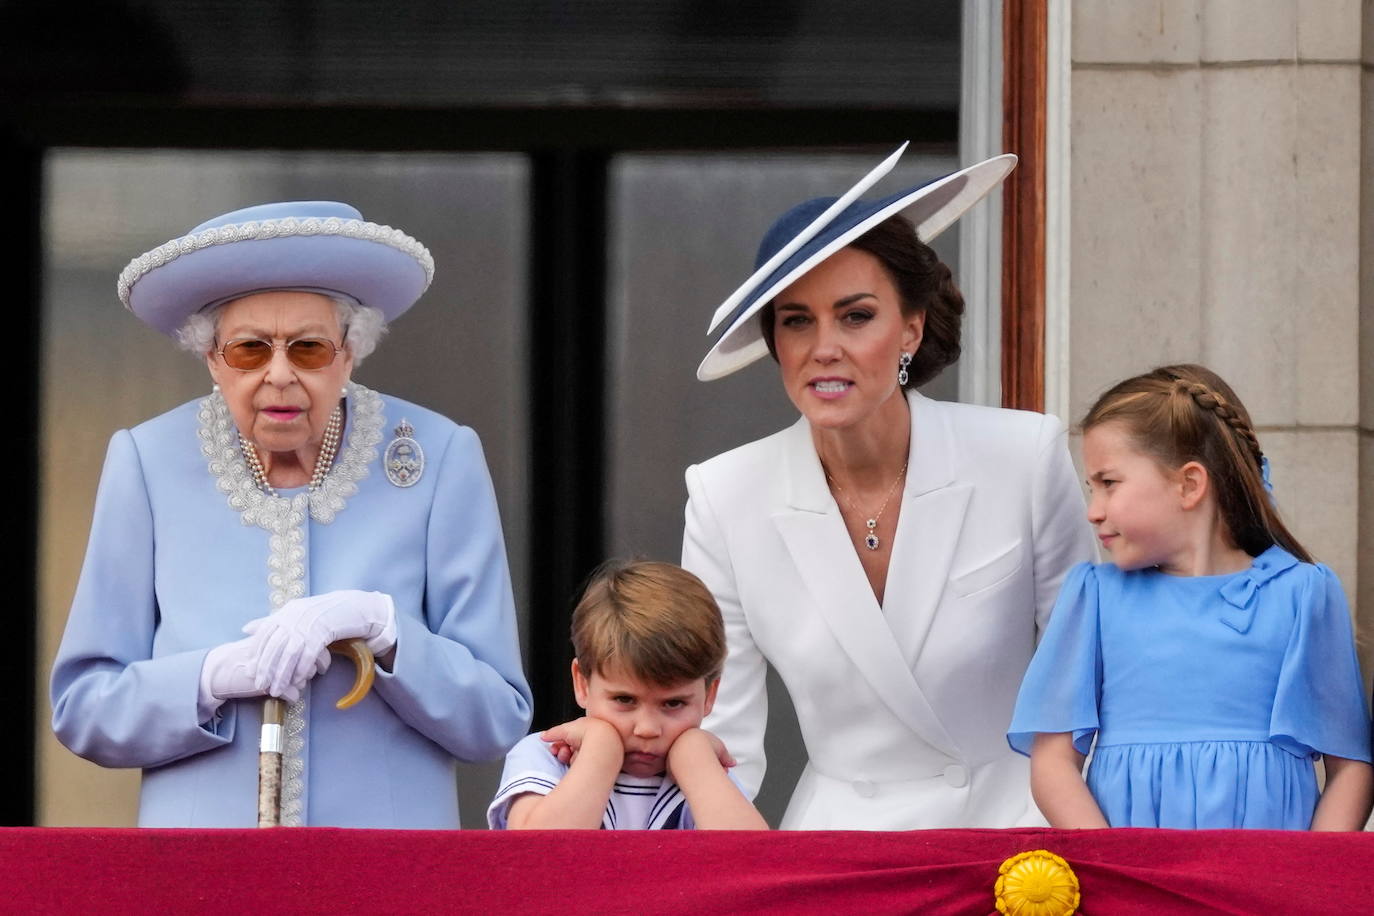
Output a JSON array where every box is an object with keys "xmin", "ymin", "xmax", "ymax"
[
  {"xmin": 4, "ymin": 1, "xmax": 960, "ymax": 108},
  {"xmin": 607, "ymin": 150, "xmax": 959, "ymax": 562}
]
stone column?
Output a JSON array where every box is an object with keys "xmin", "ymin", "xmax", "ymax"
[{"xmin": 1070, "ymin": 1, "xmax": 1366, "ymax": 657}]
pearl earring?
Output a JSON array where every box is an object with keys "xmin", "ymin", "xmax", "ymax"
[{"xmin": 897, "ymin": 352, "xmax": 912, "ymax": 387}]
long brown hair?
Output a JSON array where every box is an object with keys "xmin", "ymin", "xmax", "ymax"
[{"xmin": 1080, "ymin": 364, "xmax": 1311, "ymax": 563}]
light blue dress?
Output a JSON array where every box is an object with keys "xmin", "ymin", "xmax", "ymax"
[
  {"xmin": 51, "ymin": 384, "xmax": 532, "ymax": 827},
  {"xmin": 1008, "ymin": 546, "xmax": 1371, "ymax": 829}
]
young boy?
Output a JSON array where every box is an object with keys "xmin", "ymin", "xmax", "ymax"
[{"xmin": 487, "ymin": 560, "xmax": 766, "ymax": 830}]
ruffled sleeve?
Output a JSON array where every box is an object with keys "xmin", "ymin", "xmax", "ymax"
[
  {"xmin": 1269, "ymin": 564, "xmax": 1372, "ymax": 762},
  {"xmin": 1007, "ymin": 562, "xmax": 1103, "ymax": 756}
]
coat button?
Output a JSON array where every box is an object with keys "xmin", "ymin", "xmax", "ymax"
[
  {"xmin": 852, "ymin": 779, "xmax": 877, "ymax": 798},
  {"xmin": 943, "ymin": 764, "xmax": 969, "ymax": 788}
]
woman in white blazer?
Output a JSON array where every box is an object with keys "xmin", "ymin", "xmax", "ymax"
[{"xmin": 683, "ymin": 147, "xmax": 1095, "ymax": 829}]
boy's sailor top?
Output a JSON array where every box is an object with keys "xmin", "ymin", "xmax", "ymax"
[{"xmin": 488, "ymin": 733, "xmax": 740, "ymax": 829}]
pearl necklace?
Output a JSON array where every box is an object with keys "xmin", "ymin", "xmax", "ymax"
[
  {"xmin": 825, "ymin": 461, "xmax": 908, "ymax": 551},
  {"xmin": 239, "ymin": 405, "xmax": 344, "ymax": 497}
]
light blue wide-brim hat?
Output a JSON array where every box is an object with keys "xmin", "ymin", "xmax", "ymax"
[
  {"xmin": 118, "ymin": 200, "xmax": 435, "ymax": 336},
  {"xmin": 697, "ymin": 143, "xmax": 1017, "ymax": 381}
]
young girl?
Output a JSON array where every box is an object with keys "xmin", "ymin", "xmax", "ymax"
[{"xmin": 1008, "ymin": 364, "xmax": 1372, "ymax": 830}]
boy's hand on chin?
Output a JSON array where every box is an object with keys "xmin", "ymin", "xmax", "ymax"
[
  {"xmin": 541, "ymin": 716, "xmax": 624, "ymax": 766},
  {"xmin": 666, "ymin": 727, "xmax": 737, "ymax": 782}
]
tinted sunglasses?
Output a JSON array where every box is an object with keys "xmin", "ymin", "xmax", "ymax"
[{"xmin": 216, "ymin": 337, "xmax": 344, "ymax": 371}]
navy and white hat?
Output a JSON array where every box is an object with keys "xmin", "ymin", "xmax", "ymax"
[
  {"xmin": 117, "ymin": 201, "xmax": 435, "ymax": 336},
  {"xmin": 697, "ymin": 144, "xmax": 1017, "ymax": 381}
]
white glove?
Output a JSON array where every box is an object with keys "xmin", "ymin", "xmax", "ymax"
[
  {"xmin": 242, "ymin": 590, "xmax": 396, "ymax": 699},
  {"xmin": 197, "ymin": 636, "xmax": 324, "ymax": 721}
]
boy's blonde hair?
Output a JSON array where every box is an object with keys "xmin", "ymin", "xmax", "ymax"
[{"xmin": 572, "ymin": 560, "xmax": 726, "ymax": 685}]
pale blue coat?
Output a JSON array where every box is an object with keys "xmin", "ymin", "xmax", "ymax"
[{"xmin": 51, "ymin": 387, "xmax": 532, "ymax": 827}]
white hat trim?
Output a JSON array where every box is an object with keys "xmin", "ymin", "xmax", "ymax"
[{"xmin": 117, "ymin": 216, "xmax": 435, "ymax": 310}]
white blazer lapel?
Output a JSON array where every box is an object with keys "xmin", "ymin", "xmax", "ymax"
[
  {"xmin": 771, "ymin": 415, "xmax": 960, "ymax": 759},
  {"xmin": 885, "ymin": 393, "xmax": 972, "ymax": 669}
]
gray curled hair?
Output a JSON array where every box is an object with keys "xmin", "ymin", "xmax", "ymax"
[{"xmin": 175, "ymin": 295, "xmax": 388, "ymax": 366}]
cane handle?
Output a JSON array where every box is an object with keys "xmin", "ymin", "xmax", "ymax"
[{"xmin": 328, "ymin": 637, "xmax": 376, "ymax": 709}]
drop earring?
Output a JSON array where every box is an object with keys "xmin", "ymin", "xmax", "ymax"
[{"xmin": 897, "ymin": 352, "xmax": 912, "ymax": 386}]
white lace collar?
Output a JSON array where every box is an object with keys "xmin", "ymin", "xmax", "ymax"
[{"xmin": 197, "ymin": 381, "xmax": 384, "ymax": 531}]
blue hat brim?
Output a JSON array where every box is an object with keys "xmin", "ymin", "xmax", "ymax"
[
  {"xmin": 697, "ymin": 152, "xmax": 1016, "ymax": 381},
  {"xmin": 119, "ymin": 201, "xmax": 434, "ymax": 336}
]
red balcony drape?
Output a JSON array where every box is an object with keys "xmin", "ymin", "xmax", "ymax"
[{"xmin": 3, "ymin": 826, "xmax": 1370, "ymax": 914}]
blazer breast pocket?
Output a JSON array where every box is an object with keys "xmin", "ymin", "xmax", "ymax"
[{"xmin": 948, "ymin": 540, "xmax": 1024, "ymax": 599}]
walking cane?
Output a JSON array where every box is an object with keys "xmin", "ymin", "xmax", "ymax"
[{"xmin": 258, "ymin": 637, "xmax": 376, "ymax": 827}]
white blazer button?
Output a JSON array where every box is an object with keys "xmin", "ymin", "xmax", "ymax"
[
  {"xmin": 943, "ymin": 764, "xmax": 969, "ymax": 788},
  {"xmin": 852, "ymin": 779, "xmax": 877, "ymax": 798}
]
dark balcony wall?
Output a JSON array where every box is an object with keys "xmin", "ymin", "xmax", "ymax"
[{"xmin": 2, "ymin": 1, "xmax": 959, "ymax": 109}]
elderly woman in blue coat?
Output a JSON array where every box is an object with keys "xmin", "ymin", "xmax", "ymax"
[{"xmin": 50, "ymin": 202, "xmax": 533, "ymax": 827}]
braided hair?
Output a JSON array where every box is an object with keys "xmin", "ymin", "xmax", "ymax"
[
  {"xmin": 1080, "ymin": 364, "xmax": 1311, "ymax": 563},
  {"xmin": 757, "ymin": 213, "xmax": 965, "ymax": 389}
]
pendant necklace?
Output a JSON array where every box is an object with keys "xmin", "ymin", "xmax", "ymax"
[
  {"xmin": 240, "ymin": 404, "xmax": 344, "ymax": 498},
  {"xmin": 825, "ymin": 460, "xmax": 908, "ymax": 551}
]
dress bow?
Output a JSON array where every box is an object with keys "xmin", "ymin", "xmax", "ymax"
[{"xmin": 1217, "ymin": 546, "xmax": 1297, "ymax": 634}]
